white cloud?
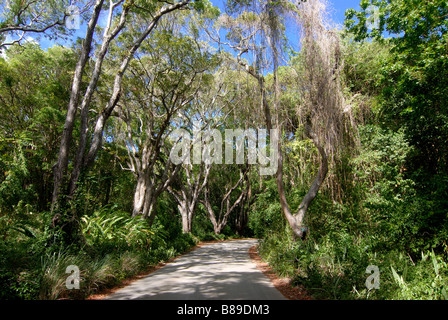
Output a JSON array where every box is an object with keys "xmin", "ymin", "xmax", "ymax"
[{"xmin": 24, "ymin": 36, "xmax": 38, "ymax": 44}]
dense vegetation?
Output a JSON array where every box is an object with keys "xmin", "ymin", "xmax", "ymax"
[{"xmin": 0, "ymin": 0, "xmax": 447, "ymax": 300}]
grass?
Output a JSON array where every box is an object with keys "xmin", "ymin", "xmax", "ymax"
[
  {"xmin": 257, "ymin": 230, "xmax": 448, "ymax": 300},
  {"xmin": 0, "ymin": 207, "xmax": 200, "ymax": 300}
]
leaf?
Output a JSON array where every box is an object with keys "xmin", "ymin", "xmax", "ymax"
[
  {"xmin": 10, "ymin": 224, "xmax": 36, "ymax": 238},
  {"xmin": 431, "ymin": 251, "xmax": 439, "ymax": 276},
  {"xmin": 391, "ymin": 266, "xmax": 406, "ymax": 287},
  {"xmin": 442, "ymin": 287, "xmax": 448, "ymax": 300}
]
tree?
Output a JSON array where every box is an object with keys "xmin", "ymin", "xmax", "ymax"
[
  {"xmin": 0, "ymin": 0, "xmax": 92, "ymax": 48},
  {"xmin": 346, "ymin": 0, "xmax": 448, "ymax": 176},
  {"xmin": 51, "ymin": 0, "xmax": 108, "ymax": 214},
  {"xmin": 216, "ymin": 0, "xmax": 353, "ymax": 240},
  {"xmin": 168, "ymin": 163, "xmax": 211, "ymax": 233},
  {"xmin": 201, "ymin": 164, "xmax": 248, "ymax": 235},
  {"xmin": 283, "ymin": 0, "xmax": 348, "ymax": 239},
  {"xmin": 165, "ymin": 53, "xmax": 239, "ymax": 233},
  {"xmin": 345, "ymin": 0, "xmax": 448, "ymax": 246},
  {"xmin": 50, "ymin": 0, "xmax": 212, "ymax": 242},
  {"xmin": 117, "ymin": 22, "xmax": 219, "ymax": 223},
  {"xmin": 0, "ymin": 43, "xmax": 75, "ymax": 213}
]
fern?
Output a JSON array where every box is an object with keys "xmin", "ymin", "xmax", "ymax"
[{"xmin": 81, "ymin": 208, "xmax": 154, "ymax": 249}]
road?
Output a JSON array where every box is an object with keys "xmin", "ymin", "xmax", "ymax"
[{"xmin": 105, "ymin": 239, "xmax": 286, "ymax": 300}]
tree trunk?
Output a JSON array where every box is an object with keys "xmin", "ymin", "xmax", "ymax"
[
  {"xmin": 202, "ymin": 193, "xmax": 220, "ymax": 234},
  {"xmin": 51, "ymin": 0, "xmax": 105, "ymax": 212},
  {"xmin": 142, "ymin": 185, "xmax": 155, "ymax": 219},
  {"xmin": 58, "ymin": 0, "xmax": 191, "ymax": 206},
  {"xmin": 132, "ymin": 174, "xmax": 147, "ymax": 217},
  {"xmin": 235, "ymin": 178, "xmax": 252, "ymax": 235},
  {"xmin": 239, "ymin": 46, "xmax": 329, "ymax": 240},
  {"xmin": 201, "ymin": 176, "xmax": 245, "ymax": 235},
  {"xmin": 179, "ymin": 202, "xmax": 192, "ymax": 233},
  {"xmin": 168, "ymin": 163, "xmax": 210, "ymax": 233},
  {"xmin": 68, "ymin": 3, "xmax": 130, "ymax": 197},
  {"xmin": 84, "ymin": 0, "xmax": 191, "ymax": 169}
]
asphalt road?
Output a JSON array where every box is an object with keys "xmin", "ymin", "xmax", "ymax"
[{"xmin": 105, "ymin": 239, "xmax": 286, "ymax": 300}]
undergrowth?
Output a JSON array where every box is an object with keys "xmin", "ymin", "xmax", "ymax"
[
  {"xmin": 257, "ymin": 219, "xmax": 448, "ymax": 300},
  {"xmin": 0, "ymin": 206, "xmax": 198, "ymax": 300}
]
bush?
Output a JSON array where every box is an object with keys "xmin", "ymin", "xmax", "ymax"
[
  {"xmin": 248, "ymin": 179, "xmax": 287, "ymax": 238},
  {"xmin": 257, "ymin": 225, "xmax": 448, "ymax": 300},
  {"xmin": 80, "ymin": 206, "xmax": 154, "ymax": 252},
  {"xmin": 0, "ymin": 203, "xmax": 200, "ymax": 300}
]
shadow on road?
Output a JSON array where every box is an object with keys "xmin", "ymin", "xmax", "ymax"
[{"xmin": 106, "ymin": 239, "xmax": 286, "ymax": 300}]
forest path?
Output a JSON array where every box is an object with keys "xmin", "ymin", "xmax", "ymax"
[{"xmin": 104, "ymin": 239, "xmax": 286, "ymax": 300}]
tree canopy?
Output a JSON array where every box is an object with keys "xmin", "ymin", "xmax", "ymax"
[{"xmin": 0, "ymin": 0, "xmax": 447, "ymax": 301}]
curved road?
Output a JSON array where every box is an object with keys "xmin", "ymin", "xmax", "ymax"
[{"xmin": 105, "ymin": 239, "xmax": 286, "ymax": 300}]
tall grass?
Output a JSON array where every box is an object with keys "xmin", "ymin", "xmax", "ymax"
[
  {"xmin": 257, "ymin": 230, "xmax": 448, "ymax": 300},
  {"xmin": 0, "ymin": 206, "xmax": 198, "ymax": 300},
  {"xmin": 38, "ymin": 249, "xmax": 145, "ymax": 299}
]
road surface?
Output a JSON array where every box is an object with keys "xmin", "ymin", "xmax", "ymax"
[{"xmin": 105, "ymin": 239, "xmax": 286, "ymax": 300}]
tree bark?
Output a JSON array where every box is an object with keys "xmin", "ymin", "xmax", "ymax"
[
  {"xmin": 51, "ymin": 0, "xmax": 105, "ymax": 213},
  {"xmin": 83, "ymin": 0, "xmax": 191, "ymax": 169},
  {"xmin": 168, "ymin": 164, "xmax": 210, "ymax": 233},
  {"xmin": 68, "ymin": 2, "xmax": 130, "ymax": 197}
]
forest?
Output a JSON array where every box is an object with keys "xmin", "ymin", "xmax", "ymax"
[{"xmin": 0, "ymin": 0, "xmax": 447, "ymax": 300}]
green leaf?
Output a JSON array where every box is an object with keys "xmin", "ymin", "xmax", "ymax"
[
  {"xmin": 442, "ymin": 287, "xmax": 448, "ymax": 300},
  {"xmin": 431, "ymin": 251, "xmax": 439, "ymax": 276}
]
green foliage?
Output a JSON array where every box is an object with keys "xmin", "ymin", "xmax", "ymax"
[
  {"xmin": 0, "ymin": 206, "xmax": 198, "ymax": 299},
  {"xmin": 345, "ymin": 1, "xmax": 448, "ymax": 242},
  {"xmin": 253, "ymin": 117, "xmax": 448, "ymax": 300},
  {"xmin": 258, "ymin": 226, "xmax": 448, "ymax": 300},
  {"xmin": 0, "ymin": 135, "xmax": 36, "ymax": 213},
  {"xmin": 248, "ymin": 181, "xmax": 285, "ymax": 238},
  {"xmin": 0, "ymin": 0, "xmax": 76, "ymax": 48},
  {"xmin": 80, "ymin": 206, "xmax": 154, "ymax": 251},
  {"xmin": 1, "ymin": 0, "xmax": 447, "ymax": 301},
  {"xmin": 0, "ymin": 43, "xmax": 74, "ymax": 213},
  {"xmin": 341, "ymin": 36, "xmax": 391, "ymax": 97},
  {"xmin": 148, "ymin": 211, "xmax": 198, "ymax": 262},
  {"xmin": 191, "ymin": 0, "xmax": 221, "ymax": 18}
]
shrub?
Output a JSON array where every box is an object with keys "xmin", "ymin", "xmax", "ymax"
[{"xmin": 80, "ymin": 206, "xmax": 153, "ymax": 252}]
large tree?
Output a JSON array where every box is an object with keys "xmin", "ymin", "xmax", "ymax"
[
  {"xmin": 215, "ymin": 0, "xmax": 353, "ymax": 240},
  {"xmin": 201, "ymin": 164, "xmax": 250, "ymax": 234},
  {"xmin": 0, "ymin": 0, "xmax": 92, "ymax": 48},
  {"xmin": 118, "ymin": 21, "xmax": 219, "ymax": 223},
  {"xmin": 50, "ymin": 0, "xmax": 218, "ymax": 243}
]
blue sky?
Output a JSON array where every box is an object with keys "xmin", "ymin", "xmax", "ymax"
[
  {"xmin": 69, "ymin": 0, "xmax": 364, "ymax": 42},
  {"xmin": 324, "ymin": 0, "xmax": 364, "ymax": 26},
  {"xmin": 207, "ymin": 0, "xmax": 364, "ymax": 65},
  {"xmin": 5, "ymin": 0, "xmax": 364, "ymax": 52},
  {"xmin": 209, "ymin": 0, "xmax": 363, "ymax": 27}
]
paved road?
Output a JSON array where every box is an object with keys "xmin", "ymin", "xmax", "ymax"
[{"xmin": 105, "ymin": 239, "xmax": 286, "ymax": 300}]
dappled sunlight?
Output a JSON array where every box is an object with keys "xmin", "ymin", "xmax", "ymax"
[{"xmin": 106, "ymin": 240, "xmax": 286, "ymax": 300}]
